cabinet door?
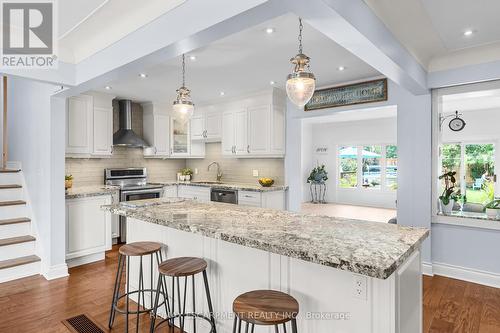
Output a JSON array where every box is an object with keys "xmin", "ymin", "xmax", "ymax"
[
  {"xmin": 190, "ymin": 115, "xmax": 205, "ymax": 140},
  {"xmin": 221, "ymin": 110, "xmax": 235, "ymax": 155},
  {"xmin": 154, "ymin": 114, "xmax": 170, "ymax": 156},
  {"xmin": 205, "ymin": 112, "xmax": 222, "ymax": 139},
  {"xmin": 271, "ymin": 105, "xmax": 285, "ymax": 154},
  {"xmin": 92, "ymin": 107, "xmax": 113, "ymax": 156},
  {"xmin": 234, "ymin": 109, "xmax": 248, "ymax": 155},
  {"xmin": 66, "ymin": 95, "xmax": 92, "ymax": 154},
  {"xmin": 248, "ymin": 105, "xmax": 271, "ymax": 155},
  {"xmin": 171, "ymin": 118, "xmax": 190, "ymax": 156}
]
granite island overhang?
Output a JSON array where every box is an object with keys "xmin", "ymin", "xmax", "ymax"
[{"xmin": 103, "ymin": 198, "xmax": 429, "ymax": 333}]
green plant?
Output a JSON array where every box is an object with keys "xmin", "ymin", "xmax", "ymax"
[
  {"xmin": 307, "ymin": 164, "xmax": 328, "ymax": 184},
  {"xmin": 438, "ymin": 171, "xmax": 460, "ymax": 205},
  {"xmin": 65, "ymin": 174, "xmax": 73, "ymax": 181},
  {"xmin": 485, "ymin": 199, "xmax": 500, "ymax": 209},
  {"xmin": 181, "ymin": 168, "xmax": 193, "ymax": 176},
  {"xmin": 482, "ymin": 180, "xmax": 495, "ymax": 203}
]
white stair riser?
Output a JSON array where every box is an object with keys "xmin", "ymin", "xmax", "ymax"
[
  {"xmin": 0, "ymin": 173, "xmax": 22, "ymax": 185},
  {"xmin": 0, "ymin": 222, "xmax": 31, "ymax": 238},
  {"xmin": 0, "ymin": 241, "xmax": 35, "ymax": 261},
  {"xmin": 0, "ymin": 205, "xmax": 28, "ymax": 220},
  {"xmin": 0, "ymin": 188, "xmax": 24, "ymax": 201},
  {"xmin": 0, "ymin": 261, "xmax": 40, "ymax": 284}
]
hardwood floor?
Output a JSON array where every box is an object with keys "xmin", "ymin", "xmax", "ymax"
[{"xmin": 0, "ymin": 246, "xmax": 499, "ymax": 332}]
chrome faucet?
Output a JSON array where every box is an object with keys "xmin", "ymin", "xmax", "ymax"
[{"xmin": 207, "ymin": 161, "xmax": 222, "ymax": 182}]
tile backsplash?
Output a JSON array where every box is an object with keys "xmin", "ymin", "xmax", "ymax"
[{"xmin": 186, "ymin": 143, "xmax": 284, "ymax": 185}]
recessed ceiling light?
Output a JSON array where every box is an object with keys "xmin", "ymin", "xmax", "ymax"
[
  {"xmin": 463, "ymin": 30, "xmax": 474, "ymax": 37},
  {"xmin": 189, "ymin": 55, "xmax": 197, "ymax": 61},
  {"xmin": 270, "ymin": 81, "xmax": 275, "ymax": 85},
  {"xmin": 338, "ymin": 66, "xmax": 345, "ymax": 71},
  {"xmin": 220, "ymin": 91, "xmax": 225, "ymax": 96},
  {"xmin": 265, "ymin": 27, "xmax": 275, "ymax": 34},
  {"xmin": 139, "ymin": 73, "xmax": 148, "ymax": 78},
  {"xmin": 105, "ymin": 86, "xmax": 112, "ymax": 90}
]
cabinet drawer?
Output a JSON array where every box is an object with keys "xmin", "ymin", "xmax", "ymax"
[
  {"xmin": 238, "ymin": 191, "xmax": 261, "ymax": 207},
  {"xmin": 163, "ymin": 185, "xmax": 178, "ymax": 198},
  {"xmin": 178, "ymin": 185, "xmax": 210, "ymax": 202}
]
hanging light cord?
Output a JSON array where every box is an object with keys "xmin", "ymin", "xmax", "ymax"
[
  {"xmin": 181, "ymin": 53, "xmax": 186, "ymax": 87},
  {"xmin": 298, "ymin": 18, "xmax": 303, "ymax": 54}
]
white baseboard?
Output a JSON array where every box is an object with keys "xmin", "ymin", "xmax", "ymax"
[
  {"xmin": 43, "ymin": 263, "xmax": 69, "ymax": 280},
  {"xmin": 422, "ymin": 262, "xmax": 433, "ymax": 276},
  {"xmin": 66, "ymin": 252, "xmax": 104, "ymax": 268},
  {"xmin": 431, "ymin": 262, "xmax": 500, "ymax": 288}
]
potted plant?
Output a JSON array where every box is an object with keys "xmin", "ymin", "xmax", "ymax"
[
  {"xmin": 181, "ymin": 168, "xmax": 193, "ymax": 181},
  {"xmin": 438, "ymin": 171, "xmax": 459, "ymax": 214},
  {"xmin": 65, "ymin": 175, "xmax": 73, "ymax": 189},
  {"xmin": 485, "ymin": 199, "xmax": 500, "ymax": 218},
  {"xmin": 307, "ymin": 164, "xmax": 328, "ymax": 184},
  {"xmin": 307, "ymin": 164, "xmax": 328, "ymax": 203}
]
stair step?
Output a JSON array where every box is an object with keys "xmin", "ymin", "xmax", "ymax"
[
  {"xmin": 0, "ymin": 200, "xmax": 26, "ymax": 207},
  {"xmin": 0, "ymin": 255, "xmax": 40, "ymax": 270},
  {"xmin": 0, "ymin": 217, "xmax": 30, "ymax": 226},
  {"xmin": 0, "ymin": 169, "xmax": 21, "ymax": 173},
  {"xmin": 0, "ymin": 184, "xmax": 22, "ymax": 190},
  {"xmin": 0, "ymin": 235, "xmax": 35, "ymax": 247}
]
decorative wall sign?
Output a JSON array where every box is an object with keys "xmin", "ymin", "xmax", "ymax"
[
  {"xmin": 305, "ymin": 78, "xmax": 388, "ymax": 111},
  {"xmin": 315, "ymin": 147, "xmax": 329, "ymax": 155}
]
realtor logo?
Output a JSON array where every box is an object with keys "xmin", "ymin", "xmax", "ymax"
[{"xmin": 1, "ymin": 0, "xmax": 57, "ymax": 68}]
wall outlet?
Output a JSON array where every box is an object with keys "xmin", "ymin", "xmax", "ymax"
[
  {"xmin": 252, "ymin": 170, "xmax": 259, "ymax": 177},
  {"xmin": 194, "ymin": 168, "xmax": 198, "ymax": 175},
  {"xmin": 352, "ymin": 274, "xmax": 367, "ymax": 300}
]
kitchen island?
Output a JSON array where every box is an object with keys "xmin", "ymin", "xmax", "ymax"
[{"xmin": 104, "ymin": 198, "xmax": 429, "ymax": 333}]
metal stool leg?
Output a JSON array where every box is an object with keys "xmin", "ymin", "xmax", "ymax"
[
  {"xmin": 275, "ymin": 325, "xmax": 280, "ymax": 333},
  {"xmin": 150, "ymin": 274, "xmax": 163, "ymax": 333},
  {"xmin": 109, "ymin": 253, "xmax": 125, "ymax": 328},
  {"xmin": 202, "ymin": 270, "xmax": 217, "ymax": 333},
  {"xmin": 232, "ymin": 316, "xmax": 237, "ymax": 333},
  {"xmin": 135, "ymin": 256, "xmax": 144, "ymax": 333},
  {"xmin": 291, "ymin": 318, "xmax": 298, "ymax": 333}
]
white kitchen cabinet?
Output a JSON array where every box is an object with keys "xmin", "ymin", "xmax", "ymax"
[
  {"xmin": 220, "ymin": 88, "xmax": 285, "ymax": 158},
  {"xmin": 66, "ymin": 92, "xmax": 115, "ymax": 158},
  {"xmin": 177, "ymin": 185, "xmax": 211, "ymax": 202},
  {"xmin": 191, "ymin": 110, "xmax": 222, "ymax": 141},
  {"xmin": 238, "ymin": 190, "xmax": 286, "ymax": 210},
  {"xmin": 143, "ymin": 103, "xmax": 170, "ymax": 158},
  {"xmin": 163, "ymin": 185, "xmax": 178, "ymax": 197},
  {"xmin": 190, "ymin": 115, "xmax": 205, "ymax": 141},
  {"xmin": 66, "ymin": 195, "xmax": 112, "ymax": 267}
]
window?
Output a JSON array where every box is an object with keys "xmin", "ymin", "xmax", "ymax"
[
  {"xmin": 339, "ymin": 146, "xmax": 358, "ymax": 188},
  {"xmin": 338, "ymin": 144, "xmax": 397, "ymax": 190},
  {"xmin": 386, "ymin": 145, "xmax": 398, "ymax": 190},
  {"xmin": 440, "ymin": 142, "xmax": 495, "ymax": 205},
  {"xmin": 362, "ymin": 145, "xmax": 382, "ymax": 188}
]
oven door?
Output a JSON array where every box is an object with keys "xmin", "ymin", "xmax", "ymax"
[{"xmin": 119, "ymin": 188, "xmax": 162, "ymax": 243}]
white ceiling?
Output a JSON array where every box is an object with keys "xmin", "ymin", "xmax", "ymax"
[
  {"xmin": 58, "ymin": 0, "xmax": 185, "ymax": 63},
  {"xmin": 363, "ymin": 0, "xmax": 500, "ymax": 71},
  {"xmin": 442, "ymin": 88, "xmax": 500, "ymax": 113},
  {"xmin": 95, "ymin": 13, "xmax": 380, "ymax": 106}
]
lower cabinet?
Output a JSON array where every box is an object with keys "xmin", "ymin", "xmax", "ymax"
[
  {"xmin": 66, "ymin": 195, "xmax": 112, "ymax": 267},
  {"xmin": 177, "ymin": 185, "xmax": 211, "ymax": 202},
  {"xmin": 238, "ymin": 190, "xmax": 286, "ymax": 210}
]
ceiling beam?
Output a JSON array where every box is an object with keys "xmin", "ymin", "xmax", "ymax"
[{"xmin": 283, "ymin": 0, "xmax": 428, "ymax": 95}]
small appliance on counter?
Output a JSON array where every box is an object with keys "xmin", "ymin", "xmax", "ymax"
[{"xmin": 104, "ymin": 168, "xmax": 164, "ymax": 243}]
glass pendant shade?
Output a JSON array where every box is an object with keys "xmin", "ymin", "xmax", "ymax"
[{"xmin": 286, "ymin": 72, "xmax": 316, "ymax": 107}]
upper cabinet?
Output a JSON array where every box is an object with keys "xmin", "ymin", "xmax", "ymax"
[
  {"xmin": 142, "ymin": 103, "xmax": 170, "ymax": 158},
  {"xmin": 191, "ymin": 108, "xmax": 222, "ymax": 142},
  {"xmin": 221, "ymin": 88, "xmax": 286, "ymax": 158},
  {"xmin": 66, "ymin": 92, "xmax": 115, "ymax": 158}
]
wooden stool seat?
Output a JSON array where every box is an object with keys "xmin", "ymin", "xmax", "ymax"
[
  {"xmin": 118, "ymin": 241, "xmax": 162, "ymax": 256},
  {"xmin": 158, "ymin": 257, "xmax": 207, "ymax": 276},
  {"xmin": 233, "ymin": 290, "xmax": 299, "ymax": 325}
]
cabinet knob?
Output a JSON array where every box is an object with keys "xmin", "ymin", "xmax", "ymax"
[{"xmin": 247, "ymin": 145, "xmax": 250, "ymax": 153}]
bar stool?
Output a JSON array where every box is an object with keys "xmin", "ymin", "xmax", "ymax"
[
  {"xmin": 232, "ymin": 290, "xmax": 299, "ymax": 333},
  {"xmin": 109, "ymin": 241, "xmax": 167, "ymax": 333},
  {"xmin": 150, "ymin": 257, "xmax": 217, "ymax": 333}
]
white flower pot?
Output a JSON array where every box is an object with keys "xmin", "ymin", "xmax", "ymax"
[
  {"xmin": 485, "ymin": 208, "xmax": 498, "ymax": 218},
  {"xmin": 185, "ymin": 175, "xmax": 191, "ymax": 181},
  {"xmin": 179, "ymin": 175, "xmax": 186, "ymax": 181},
  {"xmin": 440, "ymin": 199, "xmax": 455, "ymax": 214}
]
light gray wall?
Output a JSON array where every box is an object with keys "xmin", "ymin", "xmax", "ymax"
[{"xmin": 8, "ymin": 76, "xmax": 66, "ymax": 277}]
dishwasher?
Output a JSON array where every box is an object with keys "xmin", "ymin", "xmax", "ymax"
[{"xmin": 210, "ymin": 188, "xmax": 238, "ymax": 204}]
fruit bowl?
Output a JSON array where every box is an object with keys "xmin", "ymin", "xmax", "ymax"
[{"xmin": 258, "ymin": 178, "xmax": 274, "ymax": 187}]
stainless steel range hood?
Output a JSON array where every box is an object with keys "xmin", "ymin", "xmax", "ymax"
[{"xmin": 113, "ymin": 100, "xmax": 149, "ymax": 147}]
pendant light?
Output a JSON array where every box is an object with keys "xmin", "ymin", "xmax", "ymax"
[
  {"xmin": 172, "ymin": 54, "xmax": 194, "ymax": 123},
  {"xmin": 286, "ymin": 18, "xmax": 316, "ymax": 108}
]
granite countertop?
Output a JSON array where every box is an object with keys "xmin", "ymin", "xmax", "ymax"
[
  {"xmin": 154, "ymin": 181, "xmax": 288, "ymax": 192},
  {"xmin": 66, "ymin": 185, "xmax": 119, "ymax": 199},
  {"xmin": 103, "ymin": 198, "xmax": 429, "ymax": 279}
]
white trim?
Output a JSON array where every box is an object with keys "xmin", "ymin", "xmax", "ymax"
[
  {"xmin": 42, "ymin": 263, "xmax": 69, "ymax": 280},
  {"xmin": 422, "ymin": 262, "xmax": 434, "ymax": 276},
  {"xmin": 432, "ymin": 262, "xmax": 500, "ymax": 288},
  {"xmin": 433, "ymin": 215, "xmax": 500, "ymax": 231},
  {"xmin": 66, "ymin": 252, "xmax": 105, "ymax": 268}
]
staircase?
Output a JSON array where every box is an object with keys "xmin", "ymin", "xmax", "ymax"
[{"xmin": 0, "ymin": 168, "xmax": 40, "ymax": 283}]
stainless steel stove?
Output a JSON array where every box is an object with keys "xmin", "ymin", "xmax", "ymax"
[{"xmin": 105, "ymin": 168, "xmax": 163, "ymax": 243}]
